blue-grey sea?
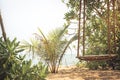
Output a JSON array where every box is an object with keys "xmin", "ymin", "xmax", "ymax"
[
  {"xmin": 61, "ymin": 53, "xmax": 79, "ymax": 66},
  {"xmin": 24, "ymin": 49, "xmax": 79, "ymax": 66},
  {"xmin": 29, "ymin": 53, "xmax": 79, "ymax": 66}
]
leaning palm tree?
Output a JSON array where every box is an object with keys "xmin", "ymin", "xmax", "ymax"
[
  {"xmin": 20, "ymin": 24, "xmax": 77, "ymax": 73},
  {"xmin": 0, "ymin": 13, "xmax": 7, "ymax": 42}
]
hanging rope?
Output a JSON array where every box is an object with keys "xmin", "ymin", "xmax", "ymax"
[
  {"xmin": 77, "ymin": 0, "xmax": 117, "ymax": 61},
  {"xmin": 112, "ymin": 0, "xmax": 116, "ymax": 53},
  {"xmin": 83, "ymin": 0, "xmax": 86, "ymax": 56},
  {"xmin": 77, "ymin": 0, "xmax": 82, "ymax": 57},
  {"xmin": 107, "ymin": 0, "xmax": 111, "ymax": 54}
]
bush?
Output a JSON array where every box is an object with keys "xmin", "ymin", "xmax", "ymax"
[
  {"xmin": 5, "ymin": 60, "xmax": 48, "ymax": 80},
  {"xmin": 0, "ymin": 37, "xmax": 48, "ymax": 80},
  {"xmin": 86, "ymin": 61, "xmax": 107, "ymax": 70},
  {"xmin": 76, "ymin": 61, "xmax": 87, "ymax": 68}
]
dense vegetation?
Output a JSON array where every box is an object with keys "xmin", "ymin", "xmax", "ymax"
[
  {"xmin": 0, "ymin": 1, "xmax": 120, "ymax": 80},
  {"xmin": 20, "ymin": 25, "xmax": 77, "ymax": 73},
  {"xmin": 20, "ymin": 0, "xmax": 120, "ymax": 72},
  {"xmin": 0, "ymin": 37, "xmax": 48, "ymax": 80},
  {"xmin": 62, "ymin": 0, "xmax": 120, "ymax": 70}
]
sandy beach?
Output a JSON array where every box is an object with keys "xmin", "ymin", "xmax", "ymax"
[{"xmin": 46, "ymin": 66, "xmax": 120, "ymax": 80}]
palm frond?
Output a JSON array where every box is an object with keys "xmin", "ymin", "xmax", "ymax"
[{"xmin": 38, "ymin": 28, "xmax": 48, "ymax": 43}]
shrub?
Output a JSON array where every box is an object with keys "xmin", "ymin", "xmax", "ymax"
[
  {"xmin": 86, "ymin": 61, "xmax": 107, "ymax": 70},
  {"xmin": 0, "ymin": 37, "xmax": 48, "ymax": 80},
  {"xmin": 5, "ymin": 60, "xmax": 48, "ymax": 80},
  {"xmin": 76, "ymin": 61, "xmax": 87, "ymax": 68}
]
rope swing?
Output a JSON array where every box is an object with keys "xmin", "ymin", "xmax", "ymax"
[{"xmin": 77, "ymin": 0, "xmax": 117, "ymax": 61}]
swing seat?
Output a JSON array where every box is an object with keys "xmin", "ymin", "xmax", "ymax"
[{"xmin": 77, "ymin": 54, "xmax": 117, "ymax": 61}]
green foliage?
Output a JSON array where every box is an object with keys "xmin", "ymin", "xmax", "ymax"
[
  {"xmin": 63, "ymin": 0, "xmax": 79, "ymax": 21},
  {"xmin": 85, "ymin": 16, "xmax": 107, "ymax": 55},
  {"xmin": 0, "ymin": 37, "xmax": 48, "ymax": 80},
  {"xmin": 62, "ymin": 0, "xmax": 119, "ymax": 70},
  {"xmin": 86, "ymin": 61, "xmax": 107, "ymax": 70},
  {"xmin": 20, "ymin": 25, "xmax": 78, "ymax": 73},
  {"xmin": 76, "ymin": 61, "xmax": 87, "ymax": 68},
  {"xmin": 62, "ymin": 0, "xmax": 107, "ymax": 21},
  {"xmin": 76, "ymin": 61, "xmax": 108, "ymax": 70},
  {"xmin": 63, "ymin": 0, "xmax": 109, "ymax": 56},
  {"xmin": 21, "ymin": 26, "xmax": 69, "ymax": 73},
  {"xmin": 108, "ymin": 32, "xmax": 120, "ymax": 70},
  {"xmin": 5, "ymin": 60, "xmax": 48, "ymax": 80},
  {"xmin": 0, "ymin": 37, "xmax": 24, "ymax": 79},
  {"xmin": 36, "ymin": 27, "xmax": 69, "ymax": 73}
]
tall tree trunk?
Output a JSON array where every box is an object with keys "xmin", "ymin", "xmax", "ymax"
[{"xmin": 0, "ymin": 13, "xmax": 6, "ymax": 42}]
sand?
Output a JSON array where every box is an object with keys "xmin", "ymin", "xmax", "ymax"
[{"xmin": 46, "ymin": 66, "xmax": 120, "ymax": 80}]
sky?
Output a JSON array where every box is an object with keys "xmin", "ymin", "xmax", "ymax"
[
  {"xmin": 0, "ymin": 0, "xmax": 79, "ymax": 65},
  {"xmin": 0, "ymin": 0, "xmax": 67, "ymax": 41}
]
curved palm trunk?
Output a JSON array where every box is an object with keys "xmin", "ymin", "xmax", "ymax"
[
  {"xmin": 0, "ymin": 13, "xmax": 6, "ymax": 42},
  {"xmin": 56, "ymin": 34, "xmax": 78, "ymax": 72}
]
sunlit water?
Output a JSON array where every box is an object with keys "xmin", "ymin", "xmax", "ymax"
[
  {"xmin": 23, "ymin": 49, "xmax": 79, "ymax": 66},
  {"xmin": 61, "ymin": 53, "xmax": 79, "ymax": 66},
  {"xmin": 29, "ymin": 53, "xmax": 79, "ymax": 66}
]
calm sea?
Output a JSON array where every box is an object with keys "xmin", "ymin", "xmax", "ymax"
[
  {"xmin": 62, "ymin": 53, "xmax": 79, "ymax": 66},
  {"xmin": 26, "ymin": 52, "xmax": 79, "ymax": 66}
]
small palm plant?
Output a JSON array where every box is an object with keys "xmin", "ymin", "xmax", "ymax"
[{"xmin": 21, "ymin": 24, "xmax": 78, "ymax": 73}]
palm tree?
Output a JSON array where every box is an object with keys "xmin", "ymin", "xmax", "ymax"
[{"xmin": 20, "ymin": 24, "xmax": 78, "ymax": 73}]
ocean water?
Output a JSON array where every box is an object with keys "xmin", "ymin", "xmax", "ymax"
[
  {"xmin": 61, "ymin": 53, "xmax": 79, "ymax": 66},
  {"xmin": 30, "ymin": 53, "xmax": 79, "ymax": 66},
  {"xmin": 26, "ymin": 50, "xmax": 79, "ymax": 66}
]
